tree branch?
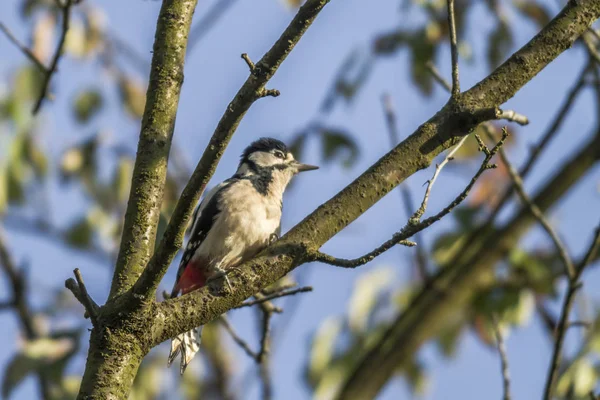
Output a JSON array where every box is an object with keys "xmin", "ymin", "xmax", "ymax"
[
  {"xmin": 219, "ymin": 316, "xmax": 258, "ymax": 359},
  {"xmin": 411, "ymin": 135, "xmax": 468, "ymax": 222},
  {"xmin": 0, "ymin": 22, "xmax": 48, "ymax": 73},
  {"xmin": 131, "ymin": 0, "xmax": 335, "ymax": 300},
  {"xmin": 32, "ymin": 0, "xmax": 73, "ymax": 114},
  {"xmin": 232, "ymin": 286, "xmax": 313, "ymax": 310},
  {"xmin": 446, "ymin": 0, "xmax": 460, "ymax": 97},
  {"xmin": 492, "ymin": 316, "xmax": 512, "ymax": 400},
  {"xmin": 542, "ymin": 225, "xmax": 600, "ymax": 400},
  {"xmin": 150, "ymin": 0, "xmax": 600, "ymax": 348},
  {"xmin": 108, "ymin": 0, "xmax": 199, "ymax": 298},
  {"xmin": 335, "ymin": 129, "xmax": 600, "ymax": 399},
  {"xmin": 497, "ymin": 141, "xmax": 576, "ymax": 278},
  {"xmin": 65, "ymin": 268, "xmax": 99, "ymax": 326},
  {"xmin": 381, "ymin": 93, "xmax": 430, "ymax": 279}
]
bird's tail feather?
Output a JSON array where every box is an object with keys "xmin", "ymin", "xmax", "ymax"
[{"xmin": 167, "ymin": 325, "xmax": 203, "ymax": 375}]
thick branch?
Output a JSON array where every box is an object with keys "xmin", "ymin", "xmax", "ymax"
[
  {"xmin": 313, "ymin": 130, "xmax": 506, "ymax": 269},
  {"xmin": 335, "ymin": 130, "xmax": 600, "ymax": 399},
  {"xmin": 132, "ymin": 0, "xmax": 334, "ymax": 299},
  {"xmin": 108, "ymin": 0, "xmax": 199, "ymax": 298},
  {"xmin": 150, "ymin": 0, "xmax": 600, "ymax": 347}
]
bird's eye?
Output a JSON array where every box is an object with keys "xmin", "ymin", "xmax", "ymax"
[{"xmin": 274, "ymin": 151, "xmax": 285, "ymax": 159}]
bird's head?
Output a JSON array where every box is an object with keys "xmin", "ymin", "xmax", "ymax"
[{"xmin": 237, "ymin": 137, "xmax": 319, "ymax": 176}]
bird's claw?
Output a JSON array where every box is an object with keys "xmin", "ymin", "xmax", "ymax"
[
  {"xmin": 208, "ymin": 268, "xmax": 232, "ymax": 292},
  {"xmin": 269, "ymin": 233, "xmax": 279, "ymax": 245}
]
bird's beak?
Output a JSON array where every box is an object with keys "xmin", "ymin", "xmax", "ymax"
[{"xmin": 292, "ymin": 161, "xmax": 319, "ymax": 173}]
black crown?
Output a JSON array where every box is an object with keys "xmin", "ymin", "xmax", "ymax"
[{"xmin": 241, "ymin": 137, "xmax": 288, "ymax": 161}]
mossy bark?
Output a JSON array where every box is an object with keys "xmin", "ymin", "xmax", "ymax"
[
  {"xmin": 109, "ymin": 0, "xmax": 198, "ymax": 299},
  {"xmin": 152, "ymin": 0, "xmax": 600, "ymax": 345},
  {"xmin": 76, "ymin": 0, "xmax": 600, "ymax": 398},
  {"xmin": 336, "ymin": 131, "xmax": 600, "ymax": 400}
]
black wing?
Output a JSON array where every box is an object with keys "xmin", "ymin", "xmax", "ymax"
[{"xmin": 170, "ymin": 181, "xmax": 231, "ymax": 297}]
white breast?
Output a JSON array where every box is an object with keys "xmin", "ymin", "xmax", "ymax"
[{"xmin": 195, "ymin": 180, "xmax": 282, "ymax": 272}]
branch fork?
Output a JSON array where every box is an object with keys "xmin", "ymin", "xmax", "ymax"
[{"xmin": 241, "ymin": 53, "xmax": 280, "ymax": 98}]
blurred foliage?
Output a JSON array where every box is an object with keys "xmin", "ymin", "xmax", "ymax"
[{"xmin": 0, "ymin": 0, "xmax": 598, "ymax": 399}]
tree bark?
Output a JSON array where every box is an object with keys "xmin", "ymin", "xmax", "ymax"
[
  {"xmin": 151, "ymin": 0, "xmax": 600, "ymax": 345},
  {"xmin": 335, "ymin": 131, "xmax": 600, "ymax": 399},
  {"xmin": 109, "ymin": 0, "xmax": 198, "ymax": 299},
  {"xmin": 74, "ymin": 0, "xmax": 600, "ymax": 398}
]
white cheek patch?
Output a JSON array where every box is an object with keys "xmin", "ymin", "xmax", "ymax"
[{"xmin": 249, "ymin": 151, "xmax": 278, "ymax": 167}]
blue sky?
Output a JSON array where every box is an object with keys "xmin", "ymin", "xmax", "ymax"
[{"xmin": 1, "ymin": 0, "xmax": 599, "ymax": 399}]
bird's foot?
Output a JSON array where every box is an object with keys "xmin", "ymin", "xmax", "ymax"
[
  {"xmin": 269, "ymin": 233, "xmax": 279, "ymax": 245},
  {"xmin": 207, "ymin": 267, "xmax": 232, "ymax": 292}
]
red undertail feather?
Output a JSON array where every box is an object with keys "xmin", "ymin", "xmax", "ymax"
[
  {"xmin": 168, "ymin": 262, "xmax": 207, "ymax": 375},
  {"xmin": 175, "ymin": 263, "xmax": 207, "ymax": 295}
]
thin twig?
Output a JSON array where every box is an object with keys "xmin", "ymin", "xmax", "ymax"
[
  {"xmin": 65, "ymin": 268, "xmax": 100, "ymax": 326},
  {"xmin": 33, "ymin": 0, "xmax": 73, "ymax": 114},
  {"xmin": 381, "ymin": 93, "xmax": 430, "ymax": 279},
  {"xmin": 312, "ymin": 240, "xmax": 416, "ymax": 268},
  {"xmin": 542, "ymin": 226, "xmax": 600, "ymax": 400},
  {"xmin": 495, "ymin": 139, "xmax": 576, "ymax": 279},
  {"xmin": 241, "ymin": 53, "xmax": 280, "ymax": 98},
  {"xmin": 233, "ymin": 286, "xmax": 313, "ymax": 310},
  {"xmin": 492, "ymin": 316, "xmax": 512, "ymax": 400},
  {"xmin": 0, "ymin": 22, "xmax": 48, "ymax": 72},
  {"xmin": 313, "ymin": 131, "xmax": 509, "ymax": 269},
  {"xmin": 426, "ymin": 61, "xmax": 452, "ymax": 92},
  {"xmin": 257, "ymin": 304, "xmax": 273, "ymax": 400},
  {"xmin": 219, "ymin": 316, "xmax": 258, "ymax": 359},
  {"xmin": 446, "ymin": 0, "xmax": 460, "ymax": 97},
  {"xmin": 497, "ymin": 109, "xmax": 529, "ymax": 126},
  {"xmin": 411, "ymin": 135, "xmax": 468, "ymax": 222}
]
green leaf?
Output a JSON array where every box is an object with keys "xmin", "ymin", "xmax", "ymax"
[
  {"xmin": 409, "ymin": 32, "xmax": 436, "ymax": 96},
  {"xmin": 112, "ymin": 157, "xmax": 133, "ymax": 204},
  {"xmin": 118, "ymin": 75, "xmax": 146, "ymax": 119},
  {"xmin": 557, "ymin": 359, "xmax": 597, "ymax": 398},
  {"xmin": 288, "ymin": 132, "xmax": 308, "ymax": 165},
  {"xmin": 64, "ymin": 217, "xmax": 93, "ymax": 248},
  {"xmin": 0, "ymin": 164, "xmax": 7, "ymax": 214},
  {"xmin": 308, "ymin": 316, "xmax": 343, "ymax": 387},
  {"xmin": 348, "ymin": 267, "xmax": 395, "ymax": 333},
  {"xmin": 2, "ymin": 337, "xmax": 76, "ymax": 399},
  {"xmin": 513, "ymin": 0, "xmax": 551, "ymax": 27},
  {"xmin": 7, "ymin": 164, "xmax": 25, "ymax": 205},
  {"xmin": 14, "ymin": 65, "xmax": 44, "ymax": 103},
  {"xmin": 23, "ymin": 134, "xmax": 48, "ymax": 179},
  {"xmin": 321, "ymin": 129, "xmax": 359, "ymax": 168},
  {"xmin": 431, "ymin": 231, "xmax": 467, "ymax": 267},
  {"xmin": 488, "ymin": 20, "xmax": 513, "ymax": 69},
  {"xmin": 73, "ymin": 89, "xmax": 103, "ymax": 123}
]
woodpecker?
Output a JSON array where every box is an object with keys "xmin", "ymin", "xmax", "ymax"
[{"xmin": 167, "ymin": 137, "xmax": 318, "ymax": 374}]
